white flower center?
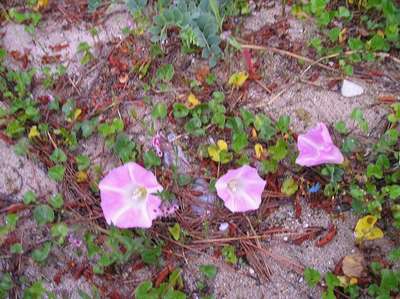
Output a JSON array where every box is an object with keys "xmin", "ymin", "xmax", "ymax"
[
  {"xmin": 130, "ymin": 186, "xmax": 147, "ymax": 202},
  {"xmin": 228, "ymin": 180, "xmax": 239, "ymax": 193}
]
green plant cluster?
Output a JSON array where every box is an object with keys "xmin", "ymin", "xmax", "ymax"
[
  {"xmin": 304, "ymin": 249, "xmax": 400, "ymax": 299},
  {"xmin": 149, "ymin": 0, "xmax": 224, "ymax": 67},
  {"xmin": 293, "ymin": 0, "xmax": 400, "ymax": 75}
]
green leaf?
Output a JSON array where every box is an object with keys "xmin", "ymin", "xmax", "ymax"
[
  {"xmin": 281, "ymin": 177, "xmax": 298, "ymax": 196},
  {"xmin": 254, "ymin": 114, "xmax": 276, "ymax": 141},
  {"xmin": 348, "ymin": 38, "xmax": 363, "ymax": 51},
  {"xmin": 337, "ymin": 6, "xmax": 351, "ymax": 18},
  {"xmin": 368, "ymin": 34, "xmax": 389, "ymax": 52},
  {"xmin": 152, "ymin": 102, "xmax": 168, "ymax": 120},
  {"xmin": 240, "ymin": 108, "xmax": 255, "ymax": 127},
  {"xmin": 177, "ymin": 174, "xmax": 192, "ymax": 186},
  {"xmin": 276, "ymin": 116, "xmax": 290, "ymax": 133},
  {"xmin": 135, "ymin": 281, "xmax": 156, "ymax": 299},
  {"xmin": 33, "ymin": 204, "xmax": 55, "ymax": 225},
  {"xmin": 325, "ymin": 272, "xmax": 340, "ymax": 289},
  {"xmin": 98, "ymin": 118, "xmax": 124, "ymax": 137},
  {"xmin": 173, "ymin": 103, "xmax": 189, "ymax": 118},
  {"xmin": 51, "ymin": 223, "xmax": 68, "ymax": 245},
  {"xmin": 14, "ymin": 138, "xmax": 29, "ymax": 156},
  {"xmin": 23, "ymin": 281, "xmax": 46, "ymax": 299},
  {"xmin": 334, "ymin": 121, "xmax": 348, "ymax": 134},
  {"xmin": 113, "ymin": 133, "xmax": 136, "ymax": 163},
  {"xmin": 268, "ymin": 139, "xmax": 288, "ymax": 161},
  {"xmin": 387, "ymin": 185, "xmax": 400, "ymax": 200},
  {"xmin": 48, "ymin": 193, "xmax": 64, "ymax": 209},
  {"xmin": 80, "ymin": 118, "xmax": 98, "ymax": 138},
  {"xmin": 232, "ymin": 131, "xmax": 248, "ymax": 153},
  {"xmin": 141, "ymin": 246, "xmax": 162, "ymax": 265},
  {"xmin": 199, "ymin": 264, "xmax": 218, "ymax": 279},
  {"xmin": 0, "ymin": 273, "xmax": 13, "ymax": 293},
  {"xmin": 50, "ymin": 148, "xmax": 67, "ymax": 163},
  {"xmin": 221, "ymin": 245, "xmax": 237, "ymax": 264},
  {"xmin": 351, "ymin": 108, "xmax": 368, "ymax": 133},
  {"xmin": 304, "ymin": 267, "xmax": 321, "ymax": 288},
  {"xmin": 48, "ymin": 165, "xmax": 65, "ymax": 182},
  {"xmin": 143, "ymin": 150, "xmax": 161, "ymax": 169},
  {"xmin": 328, "ymin": 28, "xmax": 340, "ymax": 42},
  {"xmin": 10, "ymin": 243, "xmax": 23, "ymax": 254},
  {"xmin": 388, "ymin": 248, "xmax": 400, "ymax": 262},
  {"xmin": 168, "ymin": 223, "xmax": 181, "ymax": 241},
  {"xmin": 342, "ymin": 137, "xmax": 358, "ymax": 154},
  {"xmin": 261, "ymin": 159, "xmax": 278, "ymax": 175},
  {"xmin": 31, "ymin": 242, "xmax": 52, "ymax": 263},
  {"xmin": 76, "ymin": 154, "xmax": 90, "ymax": 171},
  {"xmin": 367, "ymin": 163, "xmax": 383, "ymax": 179},
  {"xmin": 23, "ymin": 190, "xmax": 37, "ymax": 205},
  {"xmin": 156, "ymin": 64, "xmax": 174, "ymax": 82},
  {"xmin": 5, "ymin": 214, "xmax": 18, "ymax": 229}
]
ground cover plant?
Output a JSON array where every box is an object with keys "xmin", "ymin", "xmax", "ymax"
[{"xmin": 0, "ymin": 0, "xmax": 399, "ymax": 298}]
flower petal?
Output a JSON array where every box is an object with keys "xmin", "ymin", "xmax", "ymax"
[
  {"xmin": 296, "ymin": 123, "xmax": 344, "ymax": 167},
  {"xmin": 216, "ymin": 165, "xmax": 266, "ymax": 213},
  {"xmin": 99, "ymin": 164, "xmax": 133, "ymax": 192},
  {"xmin": 99, "ymin": 162, "xmax": 163, "ymax": 228}
]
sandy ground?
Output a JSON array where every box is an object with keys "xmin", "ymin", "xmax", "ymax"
[{"xmin": 1, "ymin": 1, "xmax": 399, "ymax": 298}]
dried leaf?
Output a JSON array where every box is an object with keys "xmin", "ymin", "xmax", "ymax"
[
  {"xmin": 186, "ymin": 93, "xmax": 200, "ymax": 109},
  {"xmin": 75, "ymin": 171, "xmax": 88, "ymax": 183},
  {"xmin": 228, "ymin": 71, "xmax": 248, "ymax": 88},
  {"xmin": 254, "ymin": 143, "xmax": 264, "ymax": 160},
  {"xmin": 28, "ymin": 126, "xmax": 40, "ymax": 139},
  {"xmin": 342, "ymin": 253, "xmax": 365, "ymax": 278},
  {"xmin": 34, "ymin": 0, "xmax": 49, "ymax": 11},
  {"xmin": 354, "ymin": 215, "xmax": 384, "ymax": 242}
]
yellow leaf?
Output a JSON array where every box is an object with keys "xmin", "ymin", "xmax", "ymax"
[
  {"xmin": 34, "ymin": 0, "xmax": 49, "ymax": 11},
  {"xmin": 254, "ymin": 143, "xmax": 264, "ymax": 160},
  {"xmin": 186, "ymin": 93, "xmax": 201, "ymax": 109},
  {"xmin": 208, "ymin": 145, "xmax": 220, "ymax": 162},
  {"xmin": 208, "ymin": 140, "xmax": 228, "ymax": 162},
  {"xmin": 251, "ymin": 127, "xmax": 258, "ymax": 140},
  {"xmin": 76, "ymin": 171, "xmax": 88, "ymax": 183},
  {"xmin": 354, "ymin": 215, "xmax": 384, "ymax": 242},
  {"xmin": 228, "ymin": 71, "xmax": 248, "ymax": 88},
  {"xmin": 28, "ymin": 126, "xmax": 40, "ymax": 139},
  {"xmin": 217, "ymin": 140, "xmax": 228, "ymax": 151},
  {"xmin": 350, "ymin": 277, "xmax": 358, "ymax": 285},
  {"xmin": 73, "ymin": 108, "xmax": 82, "ymax": 121},
  {"xmin": 337, "ymin": 275, "xmax": 349, "ymax": 288},
  {"xmin": 339, "ymin": 28, "xmax": 348, "ymax": 43}
]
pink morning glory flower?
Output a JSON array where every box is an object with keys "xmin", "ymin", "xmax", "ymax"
[
  {"xmin": 295, "ymin": 123, "xmax": 344, "ymax": 167},
  {"xmin": 215, "ymin": 165, "xmax": 266, "ymax": 213},
  {"xmin": 99, "ymin": 162, "xmax": 163, "ymax": 228}
]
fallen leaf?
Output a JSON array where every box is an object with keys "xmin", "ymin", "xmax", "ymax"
[
  {"xmin": 34, "ymin": 0, "xmax": 49, "ymax": 10},
  {"xmin": 315, "ymin": 224, "xmax": 337, "ymax": 247},
  {"xmin": 254, "ymin": 143, "xmax": 264, "ymax": 160},
  {"xmin": 342, "ymin": 253, "xmax": 365, "ymax": 278},
  {"xmin": 195, "ymin": 66, "xmax": 210, "ymax": 83},
  {"xmin": 354, "ymin": 215, "xmax": 384, "ymax": 242},
  {"xmin": 228, "ymin": 71, "xmax": 248, "ymax": 88},
  {"xmin": 251, "ymin": 128, "xmax": 258, "ymax": 140},
  {"xmin": 378, "ymin": 95, "xmax": 397, "ymax": 104},
  {"xmin": 186, "ymin": 93, "xmax": 201, "ymax": 109},
  {"xmin": 50, "ymin": 43, "xmax": 69, "ymax": 52},
  {"xmin": 41, "ymin": 54, "xmax": 61, "ymax": 64},
  {"xmin": 75, "ymin": 171, "xmax": 88, "ymax": 183},
  {"xmin": 242, "ymin": 49, "xmax": 259, "ymax": 80},
  {"xmin": 208, "ymin": 140, "xmax": 229, "ymax": 163},
  {"xmin": 119, "ymin": 73, "xmax": 129, "ymax": 84},
  {"xmin": 28, "ymin": 126, "xmax": 40, "ymax": 139}
]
